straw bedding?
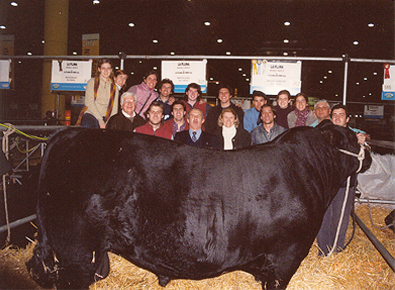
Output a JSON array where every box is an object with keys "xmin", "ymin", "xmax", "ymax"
[{"xmin": 1, "ymin": 203, "xmax": 394, "ymax": 289}]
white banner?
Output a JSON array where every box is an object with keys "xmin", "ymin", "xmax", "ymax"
[
  {"xmin": 0, "ymin": 59, "xmax": 11, "ymax": 89},
  {"xmin": 364, "ymin": 105, "xmax": 384, "ymax": 119},
  {"xmin": 250, "ymin": 60, "xmax": 302, "ymax": 95},
  {"xmin": 51, "ymin": 60, "xmax": 92, "ymax": 91},
  {"xmin": 162, "ymin": 60, "xmax": 207, "ymax": 93}
]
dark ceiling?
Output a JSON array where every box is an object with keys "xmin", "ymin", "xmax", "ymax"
[{"xmin": 1, "ymin": 0, "xmax": 394, "ymax": 106}]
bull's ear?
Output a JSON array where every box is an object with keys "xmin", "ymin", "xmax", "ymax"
[{"xmin": 318, "ymin": 120, "xmax": 343, "ymax": 148}]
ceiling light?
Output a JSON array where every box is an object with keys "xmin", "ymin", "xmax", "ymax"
[
  {"xmin": 153, "ymin": 39, "xmax": 158, "ymax": 43},
  {"xmin": 41, "ymin": 40, "xmax": 45, "ymax": 44},
  {"xmin": 238, "ymin": 68, "xmax": 242, "ymax": 71},
  {"xmin": 217, "ymin": 38, "xmax": 223, "ymax": 43},
  {"xmin": 130, "ymin": 72, "xmax": 134, "ymax": 75},
  {"xmin": 356, "ymin": 82, "xmax": 360, "ymax": 85},
  {"xmin": 93, "ymin": 0, "xmax": 100, "ymax": 4},
  {"xmin": 11, "ymin": 2, "xmax": 18, "ymax": 6},
  {"xmin": 204, "ymin": 21, "xmax": 210, "ymax": 26},
  {"xmin": 364, "ymin": 77, "xmax": 368, "ymax": 81},
  {"xmin": 323, "ymin": 76, "xmax": 327, "ymax": 79},
  {"xmin": 216, "ymin": 82, "xmax": 219, "ymax": 85},
  {"xmin": 283, "ymin": 52, "xmax": 288, "ymax": 56},
  {"xmin": 369, "ymin": 92, "xmax": 372, "ymax": 95},
  {"xmin": 284, "ymin": 21, "xmax": 290, "ymax": 26},
  {"xmin": 320, "ymin": 80, "xmax": 323, "ymax": 83},
  {"xmin": 242, "ymin": 73, "xmax": 246, "ymax": 77},
  {"xmin": 373, "ymin": 72, "xmax": 378, "ymax": 75},
  {"xmin": 283, "ymin": 39, "xmax": 289, "ymax": 44},
  {"xmin": 210, "ymin": 77, "xmax": 213, "ymax": 80},
  {"xmin": 72, "ymin": 51, "xmax": 77, "ymax": 55},
  {"xmin": 153, "ymin": 66, "xmax": 157, "ymax": 70},
  {"xmin": 353, "ymin": 40, "xmax": 359, "ymax": 45},
  {"xmin": 139, "ymin": 61, "xmax": 142, "ymax": 64},
  {"xmin": 18, "ymin": 61, "xmax": 22, "ymax": 64},
  {"xmin": 0, "ymin": 25, "xmax": 6, "ymax": 30},
  {"xmin": 363, "ymin": 95, "xmax": 366, "ymax": 98},
  {"xmin": 246, "ymin": 78, "xmax": 250, "ymax": 81},
  {"xmin": 226, "ymin": 51, "xmax": 231, "ymax": 55},
  {"xmin": 368, "ymin": 23, "xmax": 374, "ymax": 28},
  {"xmin": 115, "ymin": 66, "xmax": 119, "ymax": 70},
  {"xmin": 128, "ymin": 23, "xmax": 135, "ymax": 27},
  {"xmin": 328, "ymin": 70, "xmax": 332, "ymax": 74},
  {"xmin": 27, "ymin": 52, "xmax": 32, "ymax": 56},
  {"xmin": 170, "ymin": 51, "xmax": 175, "ymax": 55}
]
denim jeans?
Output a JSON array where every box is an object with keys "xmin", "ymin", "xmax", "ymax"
[{"xmin": 81, "ymin": 113, "xmax": 100, "ymax": 128}]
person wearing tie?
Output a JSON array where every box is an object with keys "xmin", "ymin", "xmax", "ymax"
[{"xmin": 174, "ymin": 108, "xmax": 221, "ymax": 149}]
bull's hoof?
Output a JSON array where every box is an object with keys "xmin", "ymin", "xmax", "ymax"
[{"xmin": 158, "ymin": 275, "xmax": 171, "ymax": 287}]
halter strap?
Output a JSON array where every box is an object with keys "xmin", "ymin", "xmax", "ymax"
[{"xmin": 338, "ymin": 145, "xmax": 365, "ymax": 173}]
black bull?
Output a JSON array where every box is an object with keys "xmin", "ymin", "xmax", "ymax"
[{"xmin": 27, "ymin": 121, "xmax": 371, "ymax": 289}]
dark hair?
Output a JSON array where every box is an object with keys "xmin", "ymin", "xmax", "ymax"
[
  {"xmin": 171, "ymin": 100, "xmax": 186, "ymax": 112},
  {"xmin": 143, "ymin": 70, "xmax": 159, "ymax": 80},
  {"xmin": 218, "ymin": 84, "xmax": 233, "ymax": 96},
  {"xmin": 294, "ymin": 93, "xmax": 309, "ymax": 104},
  {"xmin": 277, "ymin": 90, "xmax": 291, "ymax": 100},
  {"xmin": 184, "ymin": 83, "xmax": 202, "ymax": 101},
  {"xmin": 114, "ymin": 69, "xmax": 128, "ymax": 78},
  {"xmin": 144, "ymin": 101, "xmax": 164, "ymax": 119},
  {"xmin": 97, "ymin": 58, "xmax": 113, "ymax": 77},
  {"xmin": 330, "ymin": 104, "xmax": 349, "ymax": 117},
  {"xmin": 157, "ymin": 78, "xmax": 175, "ymax": 94},
  {"xmin": 252, "ymin": 90, "xmax": 268, "ymax": 102},
  {"xmin": 257, "ymin": 104, "xmax": 276, "ymax": 125}
]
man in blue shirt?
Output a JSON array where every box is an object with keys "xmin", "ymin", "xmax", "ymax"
[{"xmin": 244, "ymin": 90, "xmax": 268, "ymax": 132}]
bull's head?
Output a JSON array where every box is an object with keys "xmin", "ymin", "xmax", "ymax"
[{"xmin": 318, "ymin": 120, "xmax": 372, "ymax": 175}]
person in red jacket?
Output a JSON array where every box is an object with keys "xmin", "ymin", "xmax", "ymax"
[{"xmin": 134, "ymin": 102, "xmax": 172, "ymax": 139}]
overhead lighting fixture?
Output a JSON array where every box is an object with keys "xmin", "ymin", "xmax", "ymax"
[
  {"xmin": 93, "ymin": 0, "xmax": 100, "ymax": 4},
  {"xmin": 128, "ymin": 23, "xmax": 135, "ymax": 27},
  {"xmin": 238, "ymin": 68, "xmax": 242, "ymax": 71},
  {"xmin": 204, "ymin": 21, "xmax": 210, "ymax": 26},
  {"xmin": 353, "ymin": 40, "xmax": 359, "ymax": 45},
  {"xmin": 368, "ymin": 23, "xmax": 374, "ymax": 28},
  {"xmin": 226, "ymin": 51, "xmax": 231, "ymax": 55},
  {"xmin": 242, "ymin": 73, "xmax": 246, "ymax": 77},
  {"xmin": 41, "ymin": 40, "xmax": 45, "ymax": 44},
  {"xmin": 139, "ymin": 61, "xmax": 142, "ymax": 64},
  {"xmin": 283, "ymin": 39, "xmax": 289, "ymax": 44},
  {"xmin": 363, "ymin": 95, "xmax": 366, "ymax": 98},
  {"xmin": 27, "ymin": 52, "xmax": 32, "ymax": 56},
  {"xmin": 130, "ymin": 72, "xmax": 134, "ymax": 75},
  {"xmin": 72, "ymin": 51, "xmax": 77, "ymax": 55},
  {"xmin": 115, "ymin": 66, "xmax": 119, "ymax": 70},
  {"xmin": 0, "ymin": 25, "xmax": 6, "ymax": 30},
  {"xmin": 217, "ymin": 38, "xmax": 223, "ymax": 43},
  {"xmin": 364, "ymin": 77, "xmax": 368, "ymax": 81},
  {"xmin": 320, "ymin": 80, "xmax": 323, "ymax": 83},
  {"xmin": 373, "ymin": 72, "xmax": 378, "ymax": 75},
  {"xmin": 153, "ymin": 39, "xmax": 158, "ymax": 43},
  {"xmin": 18, "ymin": 61, "xmax": 22, "ymax": 64},
  {"xmin": 216, "ymin": 82, "xmax": 219, "ymax": 85},
  {"xmin": 153, "ymin": 66, "xmax": 157, "ymax": 70},
  {"xmin": 210, "ymin": 77, "xmax": 213, "ymax": 80},
  {"xmin": 283, "ymin": 52, "xmax": 288, "ymax": 56},
  {"xmin": 356, "ymin": 82, "xmax": 360, "ymax": 85},
  {"xmin": 369, "ymin": 92, "xmax": 372, "ymax": 95},
  {"xmin": 328, "ymin": 70, "xmax": 332, "ymax": 74},
  {"xmin": 11, "ymin": 2, "xmax": 18, "ymax": 6},
  {"xmin": 323, "ymin": 76, "xmax": 327, "ymax": 79},
  {"xmin": 284, "ymin": 21, "xmax": 290, "ymax": 26},
  {"xmin": 246, "ymin": 78, "xmax": 250, "ymax": 81},
  {"xmin": 170, "ymin": 51, "xmax": 175, "ymax": 55}
]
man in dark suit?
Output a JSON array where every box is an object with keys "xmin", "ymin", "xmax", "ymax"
[{"xmin": 174, "ymin": 108, "xmax": 221, "ymax": 149}]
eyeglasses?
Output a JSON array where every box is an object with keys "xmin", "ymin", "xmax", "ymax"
[{"xmin": 123, "ymin": 100, "xmax": 136, "ymax": 104}]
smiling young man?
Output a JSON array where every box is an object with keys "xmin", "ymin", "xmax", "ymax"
[
  {"xmin": 243, "ymin": 90, "xmax": 268, "ymax": 132},
  {"xmin": 181, "ymin": 83, "xmax": 212, "ymax": 118},
  {"xmin": 156, "ymin": 79, "xmax": 175, "ymax": 121},
  {"xmin": 251, "ymin": 104, "xmax": 286, "ymax": 145},
  {"xmin": 163, "ymin": 100, "xmax": 189, "ymax": 138},
  {"xmin": 134, "ymin": 102, "xmax": 172, "ymax": 139},
  {"xmin": 205, "ymin": 84, "xmax": 244, "ymax": 133},
  {"xmin": 127, "ymin": 70, "xmax": 159, "ymax": 119}
]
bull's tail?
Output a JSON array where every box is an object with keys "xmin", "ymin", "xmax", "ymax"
[{"xmin": 26, "ymin": 241, "xmax": 58, "ymax": 288}]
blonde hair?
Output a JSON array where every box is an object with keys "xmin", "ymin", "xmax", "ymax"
[{"xmin": 218, "ymin": 107, "xmax": 239, "ymax": 128}]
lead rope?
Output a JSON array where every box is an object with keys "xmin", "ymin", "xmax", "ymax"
[
  {"xmin": 2, "ymin": 123, "xmax": 16, "ymax": 245},
  {"xmin": 327, "ymin": 145, "xmax": 365, "ymax": 256}
]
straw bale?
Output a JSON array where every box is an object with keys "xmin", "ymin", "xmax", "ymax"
[{"xmin": 0, "ymin": 204, "xmax": 393, "ymax": 289}]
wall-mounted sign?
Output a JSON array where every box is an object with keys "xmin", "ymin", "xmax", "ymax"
[
  {"xmin": 0, "ymin": 59, "xmax": 11, "ymax": 89},
  {"xmin": 51, "ymin": 60, "xmax": 92, "ymax": 91},
  {"xmin": 382, "ymin": 63, "xmax": 395, "ymax": 101},
  {"xmin": 82, "ymin": 33, "xmax": 99, "ymax": 78},
  {"xmin": 364, "ymin": 105, "xmax": 384, "ymax": 119},
  {"xmin": 161, "ymin": 60, "xmax": 207, "ymax": 93},
  {"xmin": 250, "ymin": 60, "xmax": 302, "ymax": 95}
]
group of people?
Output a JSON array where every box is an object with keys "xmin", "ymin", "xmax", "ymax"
[
  {"xmin": 78, "ymin": 58, "xmax": 369, "ymax": 152},
  {"xmin": 76, "ymin": 58, "xmax": 371, "ymax": 256}
]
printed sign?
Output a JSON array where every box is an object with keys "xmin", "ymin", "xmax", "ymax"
[
  {"xmin": 0, "ymin": 60, "xmax": 11, "ymax": 89},
  {"xmin": 364, "ymin": 105, "xmax": 384, "ymax": 119},
  {"xmin": 382, "ymin": 64, "xmax": 395, "ymax": 100},
  {"xmin": 161, "ymin": 60, "xmax": 207, "ymax": 93},
  {"xmin": 83, "ymin": 33, "xmax": 99, "ymax": 78},
  {"xmin": 250, "ymin": 60, "xmax": 302, "ymax": 95},
  {"xmin": 0, "ymin": 35, "xmax": 14, "ymax": 89},
  {"xmin": 51, "ymin": 60, "xmax": 92, "ymax": 91}
]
